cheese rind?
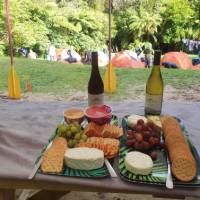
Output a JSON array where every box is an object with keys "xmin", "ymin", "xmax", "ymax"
[
  {"xmin": 64, "ymin": 147, "xmax": 104, "ymax": 170},
  {"xmin": 125, "ymin": 151, "xmax": 153, "ymax": 175},
  {"xmin": 127, "ymin": 115, "xmax": 147, "ymax": 128}
]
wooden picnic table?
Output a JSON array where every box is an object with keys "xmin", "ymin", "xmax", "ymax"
[{"xmin": 0, "ymin": 100, "xmax": 200, "ymax": 200}]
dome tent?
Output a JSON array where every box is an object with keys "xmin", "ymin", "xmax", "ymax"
[{"xmin": 161, "ymin": 52, "xmax": 192, "ymax": 69}]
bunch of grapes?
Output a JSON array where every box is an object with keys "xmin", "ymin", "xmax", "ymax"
[
  {"xmin": 57, "ymin": 122, "xmax": 87, "ymax": 148},
  {"xmin": 126, "ymin": 119, "xmax": 164, "ymax": 160}
]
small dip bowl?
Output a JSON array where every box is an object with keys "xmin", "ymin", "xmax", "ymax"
[
  {"xmin": 84, "ymin": 104, "xmax": 112, "ymax": 125},
  {"xmin": 64, "ymin": 108, "xmax": 84, "ymax": 124}
]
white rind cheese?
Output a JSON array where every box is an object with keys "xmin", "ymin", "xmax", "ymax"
[
  {"xmin": 64, "ymin": 147, "xmax": 104, "ymax": 170},
  {"xmin": 127, "ymin": 115, "xmax": 147, "ymax": 128},
  {"xmin": 125, "ymin": 151, "xmax": 153, "ymax": 175}
]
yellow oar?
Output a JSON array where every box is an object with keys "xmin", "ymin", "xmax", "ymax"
[
  {"xmin": 104, "ymin": 62, "xmax": 116, "ymax": 93},
  {"xmin": 6, "ymin": 0, "xmax": 21, "ymax": 99},
  {"xmin": 104, "ymin": 0, "xmax": 116, "ymax": 93}
]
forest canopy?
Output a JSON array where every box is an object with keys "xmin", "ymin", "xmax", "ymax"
[{"xmin": 0, "ymin": 0, "xmax": 199, "ymax": 56}]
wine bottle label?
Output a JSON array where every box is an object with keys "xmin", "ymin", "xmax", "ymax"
[
  {"xmin": 145, "ymin": 94, "xmax": 163, "ymax": 114},
  {"xmin": 88, "ymin": 93, "xmax": 104, "ymax": 106}
]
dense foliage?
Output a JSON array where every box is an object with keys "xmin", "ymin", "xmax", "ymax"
[{"xmin": 0, "ymin": 0, "xmax": 199, "ymax": 56}]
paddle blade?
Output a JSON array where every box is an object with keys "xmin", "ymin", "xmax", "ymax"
[
  {"xmin": 104, "ymin": 62, "xmax": 116, "ymax": 93},
  {"xmin": 8, "ymin": 66, "xmax": 21, "ymax": 99}
]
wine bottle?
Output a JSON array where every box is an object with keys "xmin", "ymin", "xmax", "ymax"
[
  {"xmin": 145, "ymin": 50, "xmax": 164, "ymax": 115},
  {"xmin": 88, "ymin": 51, "xmax": 104, "ymax": 106}
]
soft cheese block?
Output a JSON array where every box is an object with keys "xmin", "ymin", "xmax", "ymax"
[
  {"xmin": 64, "ymin": 147, "xmax": 104, "ymax": 170},
  {"xmin": 125, "ymin": 151, "xmax": 153, "ymax": 175}
]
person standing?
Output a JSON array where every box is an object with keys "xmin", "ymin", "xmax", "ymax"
[
  {"xmin": 28, "ymin": 49, "xmax": 37, "ymax": 59},
  {"xmin": 48, "ymin": 44, "xmax": 56, "ymax": 61},
  {"xmin": 144, "ymin": 42, "xmax": 154, "ymax": 68}
]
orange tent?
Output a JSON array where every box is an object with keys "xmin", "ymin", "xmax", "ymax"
[
  {"xmin": 111, "ymin": 51, "xmax": 145, "ymax": 68},
  {"xmin": 161, "ymin": 52, "xmax": 192, "ymax": 69},
  {"xmin": 191, "ymin": 64, "xmax": 200, "ymax": 70}
]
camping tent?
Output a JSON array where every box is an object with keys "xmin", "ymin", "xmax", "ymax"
[
  {"xmin": 111, "ymin": 51, "xmax": 145, "ymax": 68},
  {"xmin": 161, "ymin": 52, "xmax": 192, "ymax": 69},
  {"xmin": 191, "ymin": 64, "xmax": 200, "ymax": 70}
]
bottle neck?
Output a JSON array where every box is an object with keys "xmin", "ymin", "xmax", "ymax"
[
  {"xmin": 151, "ymin": 65, "xmax": 161, "ymax": 75},
  {"xmin": 91, "ymin": 52, "xmax": 99, "ymax": 74}
]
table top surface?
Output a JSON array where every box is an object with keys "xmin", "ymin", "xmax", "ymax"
[{"xmin": 0, "ymin": 99, "xmax": 200, "ymax": 198}]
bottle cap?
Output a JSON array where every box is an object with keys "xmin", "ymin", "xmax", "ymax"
[{"xmin": 154, "ymin": 50, "xmax": 162, "ymax": 65}]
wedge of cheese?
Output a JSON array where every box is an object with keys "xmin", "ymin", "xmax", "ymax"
[
  {"xmin": 125, "ymin": 151, "xmax": 153, "ymax": 175},
  {"xmin": 64, "ymin": 147, "xmax": 104, "ymax": 170}
]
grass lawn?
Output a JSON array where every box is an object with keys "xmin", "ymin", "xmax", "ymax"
[{"xmin": 0, "ymin": 57, "xmax": 200, "ymax": 101}]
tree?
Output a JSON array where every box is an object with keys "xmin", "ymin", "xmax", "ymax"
[
  {"xmin": 128, "ymin": 7, "xmax": 162, "ymax": 42},
  {"xmin": 159, "ymin": 0, "xmax": 195, "ymax": 50}
]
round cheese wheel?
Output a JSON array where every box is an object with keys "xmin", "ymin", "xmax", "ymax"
[
  {"xmin": 64, "ymin": 147, "xmax": 104, "ymax": 170},
  {"xmin": 125, "ymin": 151, "xmax": 153, "ymax": 175}
]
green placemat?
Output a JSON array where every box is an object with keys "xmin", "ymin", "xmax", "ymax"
[{"xmin": 119, "ymin": 116, "xmax": 200, "ymax": 186}]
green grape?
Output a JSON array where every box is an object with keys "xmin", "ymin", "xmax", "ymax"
[
  {"xmin": 74, "ymin": 133, "xmax": 81, "ymax": 140},
  {"xmin": 68, "ymin": 140, "xmax": 74, "ymax": 148},
  {"xmin": 79, "ymin": 139, "xmax": 85, "ymax": 144},
  {"xmin": 81, "ymin": 134, "xmax": 88, "ymax": 141},
  {"xmin": 71, "ymin": 126, "xmax": 78, "ymax": 133},
  {"xmin": 65, "ymin": 125, "xmax": 70, "ymax": 131},
  {"xmin": 65, "ymin": 131, "xmax": 72, "ymax": 139},
  {"xmin": 72, "ymin": 139, "xmax": 77, "ymax": 147},
  {"xmin": 57, "ymin": 124, "xmax": 67, "ymax": 136}
]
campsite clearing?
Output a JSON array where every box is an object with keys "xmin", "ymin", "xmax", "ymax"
[{"xmin": 0, "ymin": 57, "xmax": 200, "ymax": 101}]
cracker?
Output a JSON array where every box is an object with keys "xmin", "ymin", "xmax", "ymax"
[
  {"xmin": 41, "ymin": 137, "xmax": 67, "ymax": 173},
  {"xmin": 161, "ymin": 116, "xmax": 197, "ymax": 182}
]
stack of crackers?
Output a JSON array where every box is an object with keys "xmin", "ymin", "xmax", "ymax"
[
  {"xmin": 78, "ymin": 137, "xmax": 119, "ymax": 159},
  {"xmin": 41, "ymin": 137, "xmax": 67, "ymax": 173},
  {"xmin": 161, "ymin": 116, "xmax": 197, "ymax": 182},
  {"xmin": 84, "ymin": 122, "xmax": 123, "ymax": 139}
]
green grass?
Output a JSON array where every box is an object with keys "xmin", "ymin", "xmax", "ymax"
[{"xmin": 0, "ymin": 57, "xmax": 200, "ymax": 101}]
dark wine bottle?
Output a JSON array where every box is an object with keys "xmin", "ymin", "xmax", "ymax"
[
  {"xmin": 145, "ymin": 50, "xmax": 164, "ymax": 115},
  {"xmin": 88, "ymin": 51, "xmax": 104, "ymax": 106}
]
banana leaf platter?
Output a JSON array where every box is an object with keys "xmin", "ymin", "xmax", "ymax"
[
  {"xmin": 35, "ymin": 115, "xmax": 119, "ymax": 178},
  {"xmin": 119, "ymin": 116, "xmax": 200, "ymax": 187}
]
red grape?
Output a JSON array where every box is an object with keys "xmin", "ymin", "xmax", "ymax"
[
  {"xmin": 150, "ymin": 150, "xmax": 157, "ymax": 160},
  {"xmin": 126, "ymin": 139, "xmax": 135, "ymax": 147},
  {"xmin": 127, "ymin": 134, "xmax": 134, "ymax": 140},
  {"xmin": 149, "ymin": 136, "xmax": 155, "ymax": 146},
  {"xmin": 137, "ymin": 119, "xmax": 144, "ymax": 126},
  {"xmin": 135, "ymin": 133, "xmax": 143, "ymax": 142},
  {"xmin": 152, "ymin": 131, "xmax": 160, "ymax": 138},
  {"xmin": 142, "ymin": 124, "xmax": 149, "ymax": 131},
  {"xmin": 142, "ymin": 141, "xmax": 150, "ymax": 150},
  {"xmin": 147, "ymin": 126, "xmax": 153, "ymax": 132},
  {"xmin": 147, "ymin": 121, "xmax": 155, "ymax": 129},
  {"xmin": 135, "ymin": 125, "xmax": 143, "ymax": 132},
  {"xmin": 127, "ymin": 130, "xmax": 133, "ymax": 135},
  {"xmin": 153, "ymin": 137, "xmax": 160, "ymax": 146},
  {"xmin": 143, "ymin": 131, "xmax": 151, "ymax": 140},
  {"xmin": 134, "ymin": 142, "xmax": 143, "ymax": 150}
]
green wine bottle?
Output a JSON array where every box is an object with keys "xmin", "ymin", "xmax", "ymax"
[{"xmin": 145, "ymin": 50, "xmax": 163, "ymax": 115}]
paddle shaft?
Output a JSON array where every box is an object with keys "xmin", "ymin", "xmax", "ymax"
[
  {"xmin": 108, "ymin": 0, "xmax": 112, "ymax": 92},
  {"xmin": 6, "ymin": 0, "xmax": 14, "ymax": 66},
  {"xmin": 108, "ymin": 0, "xmax": 112, "ymax": 62}
]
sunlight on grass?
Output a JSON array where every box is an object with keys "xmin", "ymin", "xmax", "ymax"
[{"xmin": 0, "ymin": 57, "xmax": 200, "ymax": 101}]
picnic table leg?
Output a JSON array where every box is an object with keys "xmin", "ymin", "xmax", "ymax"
[
  {"xmin": 0, "ymin": 189, "xmax": 15, "ymax": 200},
  {"xmin": 27, "ymin": 190, "xmax": 70, "ymax": 200}
]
